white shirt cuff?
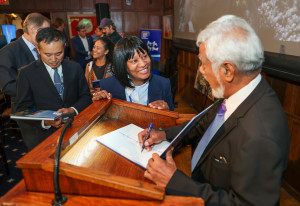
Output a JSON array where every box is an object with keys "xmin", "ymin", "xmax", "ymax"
[
  {"xmin": 71, "ymin": 107, "xmax": 78, "ymax": 115},
  {"xmin": 41, "ymin": 120, "xmax": 51, "ymax": 129}
]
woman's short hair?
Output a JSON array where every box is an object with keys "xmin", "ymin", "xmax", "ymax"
[
  {"xmin": 94, "ymin": 37, "xmax": 114, "ymax": 64},
  {"xmin": 196, "ymin": 15, "xmax": 264, "ymax": 76},
  {"xmin": 113, "ymin": 35, "xmax": 152, "ymax": 88}
]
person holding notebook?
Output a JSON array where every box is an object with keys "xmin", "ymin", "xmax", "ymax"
[
  {"xmin": 138, "ymin": 15, "xmax": 290, "ymax": 205},
  {"xmin": 16, "ymin": 28, "xmax": 92, "ymax": 151}
]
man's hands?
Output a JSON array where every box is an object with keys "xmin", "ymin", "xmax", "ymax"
[
  {"xmin": 144, "ymin": 150, "xmax": 177, "ymax": 187},
  {"xmin": 138, "ymin": 129, "xmax": 167, "ymax": 151},
  {"xmin": 149, "ymin": 100, "xmax": 169, "ymax": 110},
  {"xmin": 92, "ymin": 90, "xmax": 112, "ymax": 101},
  {"xmin": 44, "ymin": 108, "xmax": 75, "ymax": 128}
]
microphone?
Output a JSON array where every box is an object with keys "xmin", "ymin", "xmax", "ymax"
[{"xmin": 52, "ymin": 113, "xmax": 74, "ymax": 206}]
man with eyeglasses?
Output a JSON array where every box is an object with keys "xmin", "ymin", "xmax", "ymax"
[{"xmin": 72, "ymin": 25, "xmax": 94, "ymax": 71}]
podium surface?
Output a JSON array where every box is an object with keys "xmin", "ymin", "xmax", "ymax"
[{"xmin": 0, "ymin": 99, "xmax": 204, "ymax": 205}]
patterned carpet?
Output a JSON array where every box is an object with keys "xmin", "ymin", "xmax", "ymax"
[{"xmin": 0, "ymin": 127, "xmax": 27, "ymax": 198}]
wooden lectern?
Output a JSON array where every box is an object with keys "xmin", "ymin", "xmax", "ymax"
[{"xmin": 0, "ymin": 99, "xmax": 204, "ymax": 205}]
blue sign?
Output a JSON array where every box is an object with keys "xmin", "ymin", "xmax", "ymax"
[{"xmin": 140, "ymin": 29, "xmax": 161, "ymax": 61}]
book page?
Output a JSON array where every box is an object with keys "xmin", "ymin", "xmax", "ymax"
[{"xmin": 96, "ymin": 124, "xmax": 170, "ymax": 169}]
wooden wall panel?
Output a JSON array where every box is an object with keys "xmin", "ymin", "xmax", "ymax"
[
  {"xmin": 35, "ymin": 0, "xmax": 51, "ymax": 10},
  {"xmin": 95, "ymin": 0, "xmax": 109, "ymax": 4},
  {"xmin": 137, "ymin": 12, "xmax": 149, "ymax": 29},
  {"xmin": 67, "ymin": 0, "xmax": 81, "ymax": 10},
  {"xmin": 123, "ymin": 0, "xmax": 136, "ymax": 10},
  {"xmin": 149, "ymin": 14, "xmax": 160, "ymax": 29},
  {"xmin": 50, "ymin": 0, "xmax": 66, "ymax": 10},
  {"xmin": 111, "ymin": 11, "xmax": 123, "ymax": 32},
  {"xmin": 124, "ymin": 11, "xmax": 137, "ymax": 33},
  {"xmin": 19, "ymin": 0, "xmax": 35, "ymax": 10},
  {"xmin": 148, "ymin": 0, "xmax": 162, "ymax": 10},
  {"xmin": 135, "ymin": 0, "xmax": 148, "ymax": 9},
  {"xmin": 110, "ymin": 0, "xmax": 122, "ymax": 9},
  {"xmin": 285, "ymin": 118, "xmax": 300, "ymax": 196},
  {"xmin": 81, "ymin": 0, "xmax": 95, "ymax": 10}
]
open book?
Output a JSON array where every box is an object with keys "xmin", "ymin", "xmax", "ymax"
[
  {"xmin": 10, "ymin": 109, "xmax": 62, "ymax": 121},
  {"xmin": 96, "ymin": 124, "xmax": 170, "ymax": 169},
  {"xmin": 96, "ymin": 102, "xmax": 217, "ymax": 168}
]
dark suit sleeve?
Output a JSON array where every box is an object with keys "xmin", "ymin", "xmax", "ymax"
[
  {"xmin": 72, "ymin": 37, "xmax": 89, "ymax": 57},
  {"xmin": 70, "ymin": 66, "xmax": 92, "ymax": 113},
  {"xmin": 88, "ymin": 36, "xmax": 94, "ymax": 51},
  {"xmin": 16, "ymin": 67, "xmax": 43, "ymax": 129},
  {"xmin": 164, "ymin": 78, "xmax": 174, "ymax": 111},
  {"xmin": 166, "ymin": 137, "xmax": 285, "ymax": 205},
  {"xmin": 0, "ymin": 45, "xmax": 18, "ymax": 97}
]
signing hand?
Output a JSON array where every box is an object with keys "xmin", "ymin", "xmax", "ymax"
[
  {"xmin": 144, "ymin": 150, "xmax": 177, "ymax": 187},
  {"xmin": 149, "ymin": 100, "xmax": 169, "ymax": 110},
  {"xmin": 138, "ymin": 129, "xmax": 166, "ymax": 151},
  {"xmin": 92, "ymin": 90, "xmax": 112, "ymax": 101}
]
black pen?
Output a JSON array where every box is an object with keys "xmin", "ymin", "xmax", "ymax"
[{"xmin": 141, "ymin": 123, "xmax": 153, "ymax": 152}]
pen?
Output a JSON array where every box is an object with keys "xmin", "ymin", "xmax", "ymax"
[{"xmin": 141, "ymin": 122, "xmax": 153, "ymax": 152}]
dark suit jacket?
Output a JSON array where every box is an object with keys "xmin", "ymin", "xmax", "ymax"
[
  {"xmin": 0, "ymin": 37, "xmax": 35, "ymax": 111},
  {"xmin": 100, "ymin": 75, "xmax": 174, "ymax": 111},
  {"xmin": 165, "ymin": 77, "xmax": 290, "ymax": 206},
  {"xmin": 71, "ymin": 35, "xmax": 93, "ymax": 69},
  {"xmin": 16, "ymin": 59, "xmax": 92, "ymax": 150}
]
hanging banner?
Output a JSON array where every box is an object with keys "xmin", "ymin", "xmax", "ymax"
[{"xmin": 140, "ymin": 29, "xmax": 161, "ymax": 61}]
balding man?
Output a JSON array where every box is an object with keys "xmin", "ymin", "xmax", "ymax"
[
  {"xmin": 138, "ymin": 15, "xmax": 290, "ymax": 205},
  {"xmin": 0, "ymin": 13, "xmax": 50, "ymax": 112}
]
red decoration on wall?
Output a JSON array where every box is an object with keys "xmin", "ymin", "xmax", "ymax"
[{"xmin": 67, "ymin": 14, "xmax": 97, "ymax": 38}]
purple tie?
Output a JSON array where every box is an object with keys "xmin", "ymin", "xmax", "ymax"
[{"xmin": 191, "ymin": 101, "xmax": 226, "ymax": 171}]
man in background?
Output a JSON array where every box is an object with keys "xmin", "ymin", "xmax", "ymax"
[
  {"xmin": 0, "ymin": 13, "xmax": 50, "ymax": 113},
  {"xmin": 16, "ymin": 27, "xmax": 92, "ymax": 151},
  {"xmin": 139, "ymin": 15, "xmax": 290, "ymax": 205},
  {"xmin": 92, "ymin": 25, "xmax": 104, "ymax": 42},
  {"xmin": 100, "ymin": 18, "xmax": 121, "ymax": 44},
  {"xmin": 71, "ymin": 25, "xmax": 93, "ymax": 71}
]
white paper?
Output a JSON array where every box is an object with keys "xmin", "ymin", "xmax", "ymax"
[{"xmin": 96, "ymin": 124, "xmax": 170, "ymax": 169}]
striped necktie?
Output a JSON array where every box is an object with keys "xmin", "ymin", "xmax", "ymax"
[
  {"xmin": 191, "ymin": 101, "xmax": 226, "ymax": 171},
  {"xmin": 32, "ymin": 47, "xmax": 39, "ymax": 60},
  {"xmin": 53, "ymin": 68, "xmax": 63, "ymax": 99}
]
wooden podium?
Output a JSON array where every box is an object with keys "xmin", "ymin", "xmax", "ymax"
[{"xmin": 0, "ymin": 99, "xmax": 204, "ymax": 205}]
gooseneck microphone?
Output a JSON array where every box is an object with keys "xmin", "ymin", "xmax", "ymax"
[{"xmin": 52, "ymin": 113, "xmax": 75, "ymax": 206}]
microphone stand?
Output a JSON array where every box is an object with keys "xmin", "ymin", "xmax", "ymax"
[{"xmin": 52, "ymin": 113, "xmax": 74, "ymax": 206}]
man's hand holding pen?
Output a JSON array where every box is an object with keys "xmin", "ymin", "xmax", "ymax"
[
  {"xmin": 138, "ymin": 127, "xmax": 167, "ymax": 151},
  {"xmin": 138, "ymin": 126, "xmax": 177, "ymax": 187}
]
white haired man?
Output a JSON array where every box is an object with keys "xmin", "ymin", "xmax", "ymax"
[{"xmin": 138, "ymin": 15, "xmax": 290, "ymax": 205}]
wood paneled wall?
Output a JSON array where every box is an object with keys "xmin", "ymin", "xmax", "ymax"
[{"xmin": 0, "ymin": 0, "xmax": 163, "ymax": 38}]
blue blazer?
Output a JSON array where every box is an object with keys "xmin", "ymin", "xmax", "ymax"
[
  {"xmin": 100, "ymin": 75, "xmax": 174, "ymax": 111},
  {"xmin": 71, "ymin": 35, "xmax": 93, "ymax": 69}
]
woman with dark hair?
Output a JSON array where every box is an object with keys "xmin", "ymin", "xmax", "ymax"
[
  {"xmin": 93, "ymin": 35, "xmax": 174, "ymax": 111},
  {"xmin": 85, "ymin": 36, "xmax": 114, "ymax": 92}
]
